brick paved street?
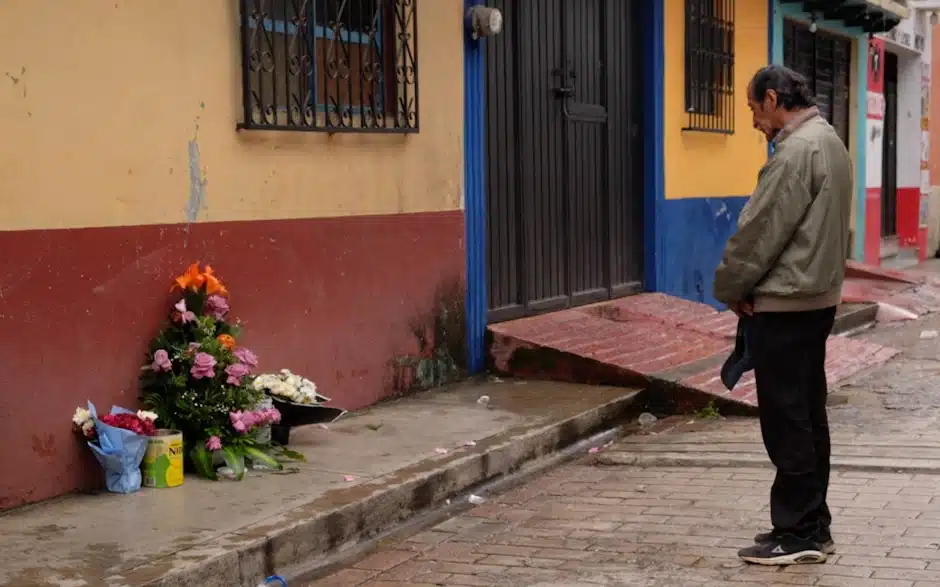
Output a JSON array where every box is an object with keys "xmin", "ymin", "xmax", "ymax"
[
  {"xmin": 309, "ymin": 315, "xmax": 940, "ymax": 587},
  {"xmin": 309, "ymin": 461, "xmax": 940, "ymax": 586}
]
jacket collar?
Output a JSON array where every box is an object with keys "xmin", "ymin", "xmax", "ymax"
[{"xmin": 769, "ymin": 106, "xmax": 820, "ymax": 151}]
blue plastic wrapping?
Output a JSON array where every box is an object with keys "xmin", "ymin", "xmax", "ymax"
[{"xmin": 86, "ymin": 401, "xmax": 150, "ymax": 494}]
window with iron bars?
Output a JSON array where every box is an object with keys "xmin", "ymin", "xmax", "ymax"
[
  {"xmin": 684, "ymin": 0, "xmax": 735, "ymax": 133},
  {"xmin": 238, "ymin": 0, "xmax": 418, "ymax": 133}
]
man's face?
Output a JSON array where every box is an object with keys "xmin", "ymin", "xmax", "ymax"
[{"xmin": 747, "ymin": 88, "xmax": 780, "ymax": 142}]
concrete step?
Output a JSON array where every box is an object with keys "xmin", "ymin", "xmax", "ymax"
[{"xmin": 834, "ymin": 302, "xmax": 878, "ymax": 335}]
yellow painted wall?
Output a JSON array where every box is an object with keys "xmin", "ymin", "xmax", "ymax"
[
  {"xmin": 0, "ymin": 0, "xmax": 464, "ymax": 231},
  {"xmin": 664, "ymin": 0, "xmax": 769, "ymax": 199}
]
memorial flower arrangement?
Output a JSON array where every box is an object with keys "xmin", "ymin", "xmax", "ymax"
[
  {"xmin": 139, "ymin": 262, "xmax": 303, "ymax": 481},
  {"xmin": 253, "ymin": 369, "xmax": 345, "ymax": 445},
  {"xmin": 253, "ymin": 370, "xmax": 329, "ymax": 405},
  {"xmin": 71, "ymin": 402, "xmax": 158, "ymax": 493}
]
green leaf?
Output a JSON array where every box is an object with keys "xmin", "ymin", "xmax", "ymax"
[
  {"xmin": 190, "ymin": 445, "xmax": 218, "ymax": 481},
  {"xmin": 221, "ymin": 446, "xmax": 246, "ymax": 480},
  {"xmin": 276, "ymin": 447, "xmax": 306, "ymax": 462},
  {"xmin": 242, "ymin": 446, "xmax": 283, "ymax": 471}
]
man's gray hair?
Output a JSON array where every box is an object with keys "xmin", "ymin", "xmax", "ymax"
[{"xmin": 749, "ymin": 64, "xmax": 816, "ymax": 110}]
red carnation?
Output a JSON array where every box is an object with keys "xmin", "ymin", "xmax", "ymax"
[{"xmin": 100, "ymin": 413, "xmax": 156, "ymax": 436}]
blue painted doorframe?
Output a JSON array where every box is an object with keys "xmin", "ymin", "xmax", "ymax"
[
  {"xmin": 463, "ymin": 0, "xmax": 665, "ymax": 372},
  {"xmin": 642, "ymin": 0, "xmax": 665, "ymax": 293},
  {"xmin": 464, "ymin": 0, "xmax": 487, "ymax": 374}
]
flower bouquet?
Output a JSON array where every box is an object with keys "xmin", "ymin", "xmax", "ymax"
[
  {"xmin": 72, "ymin": 402, "xmax": 158, "ymax": 494},
  {"xmin": 139, "ymin": 262, "xmax": 304, "ymax": 481},
  {"xmin": 253, "ymin": 370, "xmax": 346, "ymax": 444}
]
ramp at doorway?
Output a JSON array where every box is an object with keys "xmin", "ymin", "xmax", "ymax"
[{"xmin": 488, "ymin": 293, "xmax": 898, "ymax": 413}]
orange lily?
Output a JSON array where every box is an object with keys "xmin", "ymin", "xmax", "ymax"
[
  {"xmin": 217, "ymin": 334, "xmax": 236, "ymax": 349},
  {"xmin": 173, "ymin": 262, "xmax": 206, "ymax": 292},
  {"xmin": 203, "ymin": 265, "xmax": 229, "ymax": 296}
]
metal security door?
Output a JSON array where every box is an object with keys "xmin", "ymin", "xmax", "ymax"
[
  {"xmin": 561, "ymin": 0, "xmax": 610, "ymax": 306},
  {"xmin": 782, "ymin": 19, "xmax": 852, "ymax": 146},
  {"xmin": 882, "ymin": 51, "xmax": 899, "ymax": 237},
  {"xmin": 485, "ymin": 0, "xmax": 643, "ymax": 322}
]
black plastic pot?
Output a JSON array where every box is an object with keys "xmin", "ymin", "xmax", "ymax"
[{"xmin": 268, "ymin": 395, "xmax": 346, "ymax": 445}]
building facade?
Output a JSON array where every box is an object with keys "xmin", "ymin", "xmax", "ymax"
[
  {"xmin": 917, "ymin": 1, "xmax": 940, "ymax": 255},
  {"xmin": 642, "ymin": 0, "xmax": 905, "ymax": 304},
  {"xmin": 0, "ymin": 0, "xmax": 910, "ymax": 510},
  {"xmin": 867, "ymin": 3, "xmax": 932, "ymax": 266},
  {"xmin": 0, "ymin": 0, "xmax": 466, "ymax": 509}
]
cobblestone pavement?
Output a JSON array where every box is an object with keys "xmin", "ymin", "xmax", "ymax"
[{"xmin": 309, "ymin": 315, "xmax": 940, "ymax": 587}]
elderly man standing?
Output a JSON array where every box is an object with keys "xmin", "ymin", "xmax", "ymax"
[{"xmin": 714, "ymin": 64, "xmax": 853, "ymax": 566}]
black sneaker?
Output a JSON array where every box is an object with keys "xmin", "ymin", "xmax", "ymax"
[
  {"xmin": 738, "ymin": 539, "xmax": 827, "ymax": 566},
  {"xmin": 754, "ymin": 530, "xmax": 836, "ymax": 554}
]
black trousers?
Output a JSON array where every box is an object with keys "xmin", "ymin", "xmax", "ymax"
[{"xmin": 750, "ymin": 306, "xmax": 836, "ymax": 541}]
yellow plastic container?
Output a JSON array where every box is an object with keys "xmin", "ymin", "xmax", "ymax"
[{"xmin": 142, "ymin": 429, "xmax": 184, "ymax": 488}]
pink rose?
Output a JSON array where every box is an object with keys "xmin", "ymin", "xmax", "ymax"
[
  {"xmin": 151, "ymin": 349, "xmax": 172, "ymax": 372},
  {"xmin": 205, "ymin": 295, "xmax": 230, "ymax": 320},
  {"xmin": 205, "ymin": 436, "xmax": 222, "ymax": 451},
  {"xmin": 243, "ymin": 411, "xmax": 259, "ymax": 428},
  {"xmin": 264, "ymin": 408, "xmax": 281, "ymax": 424},
  {"xmin": 233, "ymin": 347, "xmax": 259, "ymax": 369},
  {"xmin": 225, "ymin": 363, "xmax": 251, "ymax": 386},
  {"xmin": 190, "ymin": 352, "xmax": 217, "ymax": 379},
  {"xmin": 174, "ymin": 299, "xmax": 196, "ymax": 324},
  {"xmin": 229, "ymin": 411, "xmax": 248, "ymax": 433}
]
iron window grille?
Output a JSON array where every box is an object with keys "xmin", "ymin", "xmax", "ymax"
[
  {"xmin": 238, "ymin": 0, "xmax": 419, "ymax": 133},
  {"xmin": 684, "ymin": 0, "xmax": 735, "ymax": 133}
]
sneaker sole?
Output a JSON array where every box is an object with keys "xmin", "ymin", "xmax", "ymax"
[
  {"xmin": 740, "ymin": 550, "xmax": 827, "ymax": 566},
  {"xmin": 756, "ymin": 538, "xmax": 836, "ymax": 555}
]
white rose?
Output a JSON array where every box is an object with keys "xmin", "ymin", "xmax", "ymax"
[
  {"xmin": 72, "ymin": 407, "xmax": 91, "ymax": 427},
  {"xmin": 81, "ymin": 420, "xmax": 95, "ymax": 436},
  {"xmin": 272, "ymin": 381, "xmax": 292, "ymax": 399},
  {"xmin": 297, "ymin": 387, "xmax": 314, "ymax": 403},
  {"xmin": 137, "ymin": 410, "xmax": 159, "ymax": 422}
]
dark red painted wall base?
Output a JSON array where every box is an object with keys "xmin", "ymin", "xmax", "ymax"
[
  {"xmin": 865, "ymin": 188, "xmax": 882, "ymax": 265},
  {"xmin": 0, "ymin": 211, "xmax": 464, "ymax": 510},
  {"xmin": 897, "ymin": 186, "xmax": 921, "ymax": 248}
]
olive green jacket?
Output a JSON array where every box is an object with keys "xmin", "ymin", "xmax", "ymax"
[{"xmin": 713, "ymin": 108, "xmax": 853, "ymax": 312}]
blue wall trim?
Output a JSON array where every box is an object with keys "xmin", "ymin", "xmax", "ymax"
[
  {"xmin": 463, "ymin": 2, "xmax": 486, "ymax": 374},
  {"xmin": 643, "ymin": 0, "xmax": 666, "ymax": 292},
  {"xmin": 657, "ymin": 196, "xmax": 749, "ymax": 307},
  {"xmin": 768, "ymin": 0, "xmax": 774, "ymax": 65},
  {"xmin": 767, "ymin": 0, "xmax": 774, "ymax": 158},
  {"xmin": 852, "ymin": 32, "xmax": 868, "ymax": 261}
]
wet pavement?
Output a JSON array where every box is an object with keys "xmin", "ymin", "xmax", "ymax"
[
  {"xmin": 308, "ymin": 315, "xmax": 940, "ymax": 586},
  {"xmin": 0, "ymin": 380, "xmax": 639, "ymax": 587}
]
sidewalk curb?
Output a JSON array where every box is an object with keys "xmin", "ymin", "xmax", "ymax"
[
  {"xmin": 117, "ymin": 390, "xmax": 642, "ymax": 587},
  {"xmin": 290, "ymin": 427, "xmax": 624, "ymax": 583},
  {"xmin": 593, "ymin": 451, "xmax": 940, "ymax": 474}
]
